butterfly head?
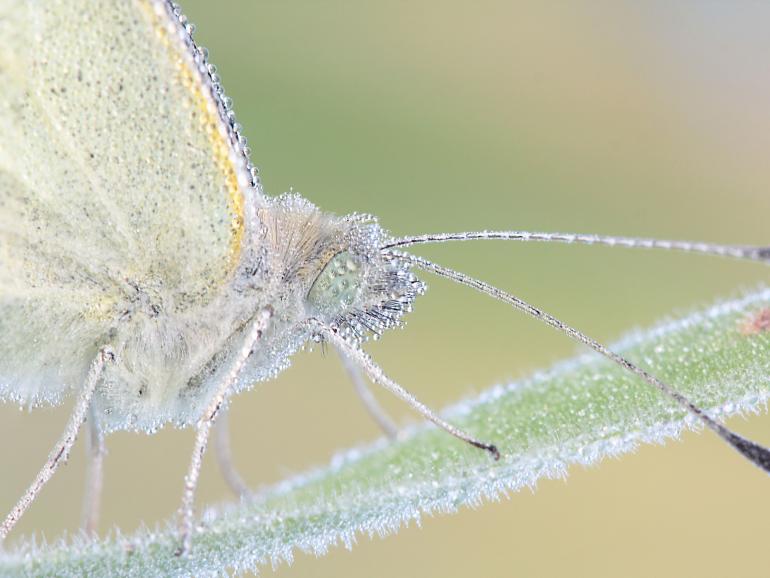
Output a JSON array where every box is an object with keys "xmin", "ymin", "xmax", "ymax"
[{"xmin": 256, "ymin": 193, "xmax": 425, "ymax": 343}]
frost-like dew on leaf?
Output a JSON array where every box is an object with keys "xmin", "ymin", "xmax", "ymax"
[{"xmin": 1, "ymin": 289, "xmax": 770, "ymax": 577}]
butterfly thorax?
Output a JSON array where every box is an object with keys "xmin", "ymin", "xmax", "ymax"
[{"xmin": 92, "ymin": 194, "xmax": 424, "ymax": 433}]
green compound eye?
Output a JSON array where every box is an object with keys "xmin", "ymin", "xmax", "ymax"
[{"xmin": 307, "ymin": 251, "xmax": 365, "ymax": 316}]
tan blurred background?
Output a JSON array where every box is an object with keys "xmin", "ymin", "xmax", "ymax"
[{"xmin": 3, "ymin": 1, "xmax": 770, "ymax": 576}]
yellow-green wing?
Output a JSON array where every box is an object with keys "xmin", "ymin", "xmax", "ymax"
[{"xmin": 0, "ymin": 0, "xmax": 263, "ymax": 405}]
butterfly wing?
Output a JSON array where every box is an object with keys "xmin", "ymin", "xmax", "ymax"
[{"xmin": 0, "ymin": 0, "xmax": 263, "ymax": 406}]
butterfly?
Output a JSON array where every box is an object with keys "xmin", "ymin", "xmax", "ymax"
[{"xmin": 1, "ymin": 0, "xmax": 768, "ymax": 556}]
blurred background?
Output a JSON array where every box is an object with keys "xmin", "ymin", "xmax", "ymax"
[{"xmin": 3, "ymin": 1, "xmax": 770, "ymax": 576}]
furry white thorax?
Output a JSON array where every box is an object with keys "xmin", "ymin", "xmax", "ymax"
[{"xmin": 92, "ymin": 194, "xmax": 423, "ymax": 433}]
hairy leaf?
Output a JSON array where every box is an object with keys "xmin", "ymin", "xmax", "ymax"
[{"xmin": 2, "ymin": 288, "xmax": 770, "ymax": 577}]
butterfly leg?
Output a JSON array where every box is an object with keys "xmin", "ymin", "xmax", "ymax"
[
  {"xmin": 213, "ymin": 408, "xmax": 251, "ymax": 499},
  {"xmin": 336, "ymin": 345, "xmax": 399, "ymax": 439},
  {"xmin": 324, "ymin": 325, "xmax": 499, "ymax": 460},
  {"xmin": 212, "ymin": 339, "xmax": 401, "ymax": 502},
  {"xmin": 80, "ymin": 406, "xmax": 106, "ymax": 535},
  {"xmin": 0, "ymin": 347, "xmax": 113, "ymax": 545},
  {"xmin": 176, "ymin": 307, "xmax": 273, "ymax": 555}
]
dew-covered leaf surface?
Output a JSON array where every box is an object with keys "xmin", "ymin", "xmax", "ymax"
[{"xmin": 2, "ymin": 289, "xmax": 770, "ymax": 577}]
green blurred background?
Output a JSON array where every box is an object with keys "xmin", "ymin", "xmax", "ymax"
[{"xmin": 3, "ymin": 1, "xmax": 770, "ymax": 576}]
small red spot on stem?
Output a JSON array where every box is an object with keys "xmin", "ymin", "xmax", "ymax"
[{"xmin": 740, "ymin": 308, "xmax": 770, "ymax": 336}]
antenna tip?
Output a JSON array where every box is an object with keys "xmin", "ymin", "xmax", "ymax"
[
  {"xmin": 757, "ymin": 247, "xmax": 770, "ymax": 262},
  {"xmin": 723, "ymin": 431, "xmax": 770, "ymax": 474}
]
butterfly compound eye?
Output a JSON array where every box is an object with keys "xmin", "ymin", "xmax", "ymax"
[{"xmin": 306, "ymin": 251, "xmax": 365, "ymax": 318}]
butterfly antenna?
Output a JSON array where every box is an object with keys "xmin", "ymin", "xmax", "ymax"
[
  {"xmin": 398, "ymin": 252, "xmax": 770, "ymax": 474},
  {"xmin": 384, "ymin": 231, "xmax": 770, "ymax": 263}
]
